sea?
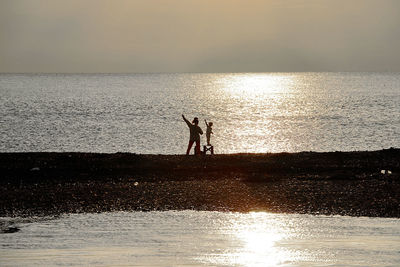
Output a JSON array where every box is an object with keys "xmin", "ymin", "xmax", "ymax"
[
  {"xmin": 1, "ymin": 72, "xmax": 399, "ymax": 153},
  {"xmin": 1, "ymin": 72, "xmax": 400, "ymax": 266}
]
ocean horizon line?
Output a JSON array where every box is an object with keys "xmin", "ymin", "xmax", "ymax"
[{"xmin": 2, "ymin": 71, "xmax": 400, "ymax": 75}]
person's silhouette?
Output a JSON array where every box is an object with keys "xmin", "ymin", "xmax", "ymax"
[
  {"xmin": 204, "ymin": 119, "xmax": 213, "ymax": 146},
  {"xmin": 182, "ymin": 114, "xmax": 203, "ymax": 155}
]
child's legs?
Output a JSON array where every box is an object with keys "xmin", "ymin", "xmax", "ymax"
[
  {"xmin": 186, "ymin": 140, "xmax": 194, "ymax": 155},
  {"xmin": 206, "ymin": 134, "xmax": 211, "ymax": 145}
]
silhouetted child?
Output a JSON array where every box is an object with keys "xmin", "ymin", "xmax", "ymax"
[{"xmin": 204, "ymin": 119, "xmax": 213, "ymax": 146}]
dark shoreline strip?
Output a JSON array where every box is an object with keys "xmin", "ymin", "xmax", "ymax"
[{"xmin": 0, "ymin": 149, "xmax": 399, "ymax": 217}]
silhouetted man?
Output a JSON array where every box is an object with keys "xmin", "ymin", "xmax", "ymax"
[{"xmin": 182, "ymin": 114, "xmax": 203, "ymax": 155}]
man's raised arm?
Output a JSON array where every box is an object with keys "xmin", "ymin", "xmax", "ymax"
[{"xmin": 182, "ymin": 114, "xmax": 191, "ymax": 127}]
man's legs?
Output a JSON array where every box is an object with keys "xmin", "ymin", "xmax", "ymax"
[
  {"xmin": 195, "ymin": 140, "xmax": 201, "ymax": 155},
  {"xmin": 186, "ymin": 140, "xmax": 194, "ymax": 155}
]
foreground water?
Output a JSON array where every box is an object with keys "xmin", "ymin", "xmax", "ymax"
[
  {"xmin": 1, "ymin": 211, "xmax": 399, "ymax": 266},
  {"xmin": 1, "ymin": 73, "xmax": 399, "ymax": 153}
]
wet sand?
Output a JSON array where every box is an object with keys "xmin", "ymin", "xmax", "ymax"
[{"xmin": 0, "ymin": 149, "xmax": 399, "ymax": 217}]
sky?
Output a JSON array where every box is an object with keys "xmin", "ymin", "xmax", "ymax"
[{"xmin": 1, "ymin": 0, "xmax": 400, "ymax": 73}]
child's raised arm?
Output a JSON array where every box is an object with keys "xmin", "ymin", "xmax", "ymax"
[{"xmin": 204, "ymin": 119, "xmax": 209, "ymax": 126}]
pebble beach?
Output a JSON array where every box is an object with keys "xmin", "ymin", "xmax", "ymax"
[{"xmin": 1, "ymin": 149, "xmax": 399, "ymax": 218}]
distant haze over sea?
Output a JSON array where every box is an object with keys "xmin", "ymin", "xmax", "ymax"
[{"xmin": 1, "ymin": 1, "xmax": 400, "ymax": 73}]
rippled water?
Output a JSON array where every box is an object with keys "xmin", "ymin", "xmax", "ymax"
[
  {"xmin": 1, "ymin": 211, "xmax": 399, "ymax": 266},
  {"xmin": 1, "ymin": 73, "xmax": 399, "ymax": 153}
]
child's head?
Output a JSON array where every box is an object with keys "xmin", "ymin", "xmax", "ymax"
[{"xmin": 209, "ymin": 122, "xmax": 213, "ymax": 126}]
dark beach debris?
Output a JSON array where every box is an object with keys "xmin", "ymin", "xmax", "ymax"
[
  {"xmin": 1, "ymin": 226, "xmax": 20, "ymax": 234},
  {"xmin": 0, "ymin": 149, "xmax": 399, "ymax": 217}
]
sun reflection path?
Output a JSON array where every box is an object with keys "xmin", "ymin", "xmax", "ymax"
[
  {"xmin": 216, "ymin": 73, "xmax": 297, "ymax": 98},
  {"xmin": 203, "ymin": 212, "xmax": 300, "ymax": 266},
  {"xmin": 229, "ymin": 212, "xmax": 289, "ymax": 266},
  {"xmin": 209, "ymin": 73, "xmax": 301, "ymax": 153}
]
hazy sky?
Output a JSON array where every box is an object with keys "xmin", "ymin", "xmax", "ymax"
[{"xmin": 1, "ymin": 0, "xmax": 400, "ymax": 73}]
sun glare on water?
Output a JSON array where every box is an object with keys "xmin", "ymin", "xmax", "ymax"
[
  {"xmin": 217, "ymin": 73, "xmax": 296, "ymax": 98},
  {"xmin": 208, "ymin": 73, "xmax": 302, "ymax": 153},
  {"xmin": 202, "ymin": 212, "xmax": 298, "ymax": 266}
]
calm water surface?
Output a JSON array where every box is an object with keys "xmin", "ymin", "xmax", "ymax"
[
  {"xmin": 1, "ymin": 211, "xmax": 399, "ymax": 266},
  {"xmin": 1, "ymin": 72, "xmax": 399, "ymax": 153}
]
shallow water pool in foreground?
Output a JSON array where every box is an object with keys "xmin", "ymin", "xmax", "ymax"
[{"xmin": 1, "ymin": 211, "xmax": 399, "ymax": 266}]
